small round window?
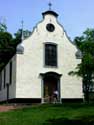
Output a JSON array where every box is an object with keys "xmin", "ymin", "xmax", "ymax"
[{"xmin": 46, "ymin": 23, "xmax": 55, "ymax": 32}]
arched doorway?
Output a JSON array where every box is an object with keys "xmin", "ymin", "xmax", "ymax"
[{"xmin": 40, "ymin": 72, "xmax": 62, "ymax": 103}]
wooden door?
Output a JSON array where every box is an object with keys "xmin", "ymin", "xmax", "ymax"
[{"xmin": 44, "ymin": 78, "xmax": 57, "ymax": 103}]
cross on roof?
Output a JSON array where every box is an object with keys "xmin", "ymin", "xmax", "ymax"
[{"xmin": 48, "ymin": 1, "xmax": 52, "ymax": 10}]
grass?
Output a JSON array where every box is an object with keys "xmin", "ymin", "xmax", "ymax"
[{"xmin": 0, "ymin": 103, "xmax": 94, "ymax": 125}]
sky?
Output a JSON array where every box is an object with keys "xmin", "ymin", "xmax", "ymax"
[{"xmin": 0, "ymin": 0, "xmax": 94, "ymax": 40}]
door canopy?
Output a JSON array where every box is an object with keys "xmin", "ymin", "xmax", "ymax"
[{"xmin": 40, "ymin": 72, "xmax": 62, "ymax": 80}]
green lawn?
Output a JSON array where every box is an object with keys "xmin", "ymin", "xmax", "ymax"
[{"xmin": 0, "ymin": 103, "xmax": 94, "ymax": 125}]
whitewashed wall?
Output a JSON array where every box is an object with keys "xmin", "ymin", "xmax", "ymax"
[
  {"xmin": 16, "ymin": 13, "xmax": 83, "ymax": 99},
  {"xmin": 0, "ymin": 56, "xmax": 16, "ymax": 101}
]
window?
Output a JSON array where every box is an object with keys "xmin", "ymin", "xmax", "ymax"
[
  {"xmin": 9, "ymin": 62, "xmax": 12, "ymax": 85},
  {"xmin": 45, "ymin": 43, "xmax": 57, "ymax": 67},
  {"xmin": 46, "ymin": 23, "xmax": 55, "ymax": 32},
  {"xmin": 4, "ymin": 68, "xmax": 6, "ymax": 88},
  {"xmin": 0, "ymin": 73, "xmax": 2, "ymax": 90}
]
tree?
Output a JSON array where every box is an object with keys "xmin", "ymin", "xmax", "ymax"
[
  {"xmin": 0, "ymin": 22, "xmax": 7, "ymax": 32},
  {"xmin": 0, "ymin": 23, "xmax": 31, "ymax": 71},
  {"xmin": 69, "ymin": 28, "xmax": 94, "ymax": 103},
  {"xmin": 0, "ymin": 24, "xmax": 20, "ymax": 71},
  {"xmin": 14, "ymin": 29, "xmax": 31, "ymax": 39},
  {"xmin": 0, "ymin": 26, "xmax": 32, "ymax": 72},
  {"xmin": 0, "ymin": 31, "xmax": 16, "ymax": 71}
]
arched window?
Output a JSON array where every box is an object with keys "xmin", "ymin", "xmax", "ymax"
[{"xmin": 45, "ymin": 43, "xmax": 57, "ymax": 67}]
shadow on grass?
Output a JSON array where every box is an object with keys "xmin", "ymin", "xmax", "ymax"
[{"xmin": 43, "ymin": 117, "xmax": 94, "ymax": 125}]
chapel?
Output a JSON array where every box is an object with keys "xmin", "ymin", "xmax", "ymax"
[{"xmin": 0, "ymin": 5, "xmax": 83, "ymax": 103}]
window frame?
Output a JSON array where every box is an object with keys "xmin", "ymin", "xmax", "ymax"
[{"xmin": 44, "ymin": 42, "xmax": 58, "ymax": 67}]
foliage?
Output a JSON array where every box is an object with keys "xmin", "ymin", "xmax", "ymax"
[
  {"xmin": 69, "ymin": 28, "xmax": 94, "ymax": 103},
  {"xmin": 14, "ymin": 29, "xmax": 31, "ymax": 39},
  {"xmin": 0, "ymin": 23, "xmax": 31, "ymax": 71},
  {"xmin": 0, "ymin": 24, "xmax": 21, "ymax": 71},
  {"xmin": 0, "ymin": 22, "xmax": 7, "ymax": 32},
  {"xmin": 0, "ymin": 31, "xmax": 16, "ymax": 71}
]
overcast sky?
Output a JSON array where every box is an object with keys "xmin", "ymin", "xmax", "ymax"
[{"xmin": 0, "ymin": 0, "xmax": 94, "ymax": 40}]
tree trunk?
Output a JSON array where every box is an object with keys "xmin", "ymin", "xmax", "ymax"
[{"xmin": 84, "ymin": 91, "xmax": 89, "ymax": 103}]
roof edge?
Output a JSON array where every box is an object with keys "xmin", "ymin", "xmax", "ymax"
[{"xmin": 42, "ymin": 10, "xmax": 58, "ymax": 18}]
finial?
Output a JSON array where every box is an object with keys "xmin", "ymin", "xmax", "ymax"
[
  {"xmin": 21, "ymin": 20, "xmax": 24, "ymax": 31},
  {"xmin": 48, "ymin": 1, "xmax": 52, "ymax": 10},
  {"xmin": 21, "ymin": 20, "xmax": 24, "ymax": 41}
]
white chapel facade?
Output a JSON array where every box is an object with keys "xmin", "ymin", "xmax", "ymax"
[{"xmin": 0, "ymin": 9, "xmax": 83, "ymax": 103}]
